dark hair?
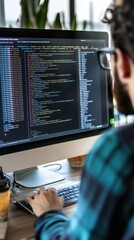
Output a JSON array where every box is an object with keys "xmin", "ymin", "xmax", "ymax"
[{"xmin": 110, "ymin": 2, "xmax": 134, "ymax": 62}]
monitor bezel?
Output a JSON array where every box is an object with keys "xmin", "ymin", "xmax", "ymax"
[{"xmin": 0, "ymin": 28, "xmax": 114, "ymax": 157}]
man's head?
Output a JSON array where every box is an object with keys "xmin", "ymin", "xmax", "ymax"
[
  {"xmin": 102, "ymin": 1, "xmax": 134, "ymax": 115},
  {"xmin": 111, "ymin": 1, "xmax": 134, "ymax": 64}
]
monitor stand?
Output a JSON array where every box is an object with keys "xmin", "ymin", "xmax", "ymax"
[{"xmin": 13, "ymin": 166, "xmax": 65, "ymax": 188}]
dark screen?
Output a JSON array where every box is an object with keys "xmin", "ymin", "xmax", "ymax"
[{"xmin": 0, "ymin": 28, "xmax": 113, "ymax": 155}]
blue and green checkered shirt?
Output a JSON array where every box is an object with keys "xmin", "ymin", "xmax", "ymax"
[{"xmin": 35, "ymin": 123, "xmax": 134, "ymax": 240}]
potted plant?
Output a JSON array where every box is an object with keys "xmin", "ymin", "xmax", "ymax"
[{"xmin": 19, "ymin": 0, "xmax": 87, "ymax": 30}]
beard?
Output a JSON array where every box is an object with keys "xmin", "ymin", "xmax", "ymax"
[{"xmin": 113, "ymin": 66, "xmax": 134, "ymax": 115}]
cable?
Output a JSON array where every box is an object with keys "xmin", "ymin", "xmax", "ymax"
[{"xmin": 43, "ymin": 163, "xmax": 62, "ymax": 171}]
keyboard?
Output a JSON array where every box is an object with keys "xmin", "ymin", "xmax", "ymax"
[{"xmin": 13, "ymin": 182, "xmax": 80, "ymax": 215}]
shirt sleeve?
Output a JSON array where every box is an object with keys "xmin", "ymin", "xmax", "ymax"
[{"xmin": 34, "ymin": 210, "xmax": 69, "ymax": 240}]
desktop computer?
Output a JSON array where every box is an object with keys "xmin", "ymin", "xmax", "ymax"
[{"xmin": 0, "ymin": 28, "xmax": 114, "ymax": 188}]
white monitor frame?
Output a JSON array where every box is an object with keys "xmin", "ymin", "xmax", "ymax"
[
  {"xmin": 1, "ymin": 135, "xmax": 99, "ymax": 173},
  {"xmin": 0, "ymin": 28, "xmax": 113, "ymax": 186}
]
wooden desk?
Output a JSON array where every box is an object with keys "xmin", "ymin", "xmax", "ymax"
[{"xmin": 6, "ymin": 159, "xmax": 82, "ymax": 240}]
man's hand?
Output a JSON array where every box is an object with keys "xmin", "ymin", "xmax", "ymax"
[{"xmin": 27, "ymin": 187, "xmax": 64, "ymax": 217}]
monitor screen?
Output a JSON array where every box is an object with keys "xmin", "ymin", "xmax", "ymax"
[{"xmin": 0, "ymin": 28, "xmax": 113, "ymax": 184}]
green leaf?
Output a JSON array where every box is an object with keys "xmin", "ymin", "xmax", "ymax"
[
  {"xmin": 82, "ymin": 20, "xmax": 87, "ymax": 30},
  {"xmin": 53, "ymin": 13, "xmax": 62, "ymax": 29},
  {"xmin": 70, "ymin": 14, "xmax": 77, "ymax": 30},
  {"xmin": 36, "ymin": 0, "xmax": 50, "ymax": 29},
  {"xmin": 20, "ymin": 0, "xmax": 31, "ymax": 28},
  {"xmin": 27, "ymin": 0, "xmax": 38, "ymax": 28}
]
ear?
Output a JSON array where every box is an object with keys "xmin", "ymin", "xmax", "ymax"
[{"xmin": 115, "ymin": 48, "xmax": 131, "ymax": 79}]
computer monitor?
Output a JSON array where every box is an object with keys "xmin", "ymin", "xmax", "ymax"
[{"xmin": 0, "ymin": 28, "xmax": 114, "ymax": 187}]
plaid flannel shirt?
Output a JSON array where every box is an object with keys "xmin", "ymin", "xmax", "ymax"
[{"xmin": 34, "ymin": 123, "xmax": 134, "ymax": 240}]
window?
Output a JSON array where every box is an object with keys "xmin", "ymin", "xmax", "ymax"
[
  {"xmin": 4, "ymin": 0, "xmax": 20, "ymax": 27},
  {"xmin": 75, "ymin": 0, "xmax": 111, "ymax": 29}
]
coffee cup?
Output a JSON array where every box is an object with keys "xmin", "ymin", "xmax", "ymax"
[
  {"xmin": 0, "ymin": 179, "xmax": 10, "ymax": 222},
  {"xmin": 68, "ymin": 155, "xmax": 86, "ymax": 168}
]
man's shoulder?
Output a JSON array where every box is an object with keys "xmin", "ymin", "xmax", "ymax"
[
  {"xmin": 99, "ymin": 122, "xmax": 134, "ymax": 139},
  {"xmin": 85, "ymin": 123, "xmax": 134, "ymax": 178},
  {"xmin": 92, "ymin": 122, "xmax": 134, "ymax": 152},
  {"xmin": 105, "ymin": 122, "xmax": 134, "ymax": 140}
]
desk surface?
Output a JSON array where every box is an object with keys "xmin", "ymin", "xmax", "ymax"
[{"xmin": 6, "ymin": 159, "xmax": 82, "ymax": 240}]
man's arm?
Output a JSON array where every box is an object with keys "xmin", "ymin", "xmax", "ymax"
[{"xmin": 29, "ymin": 126, "xmax": 134, "ymax": 239}]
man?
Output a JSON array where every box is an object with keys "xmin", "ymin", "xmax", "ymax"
[{"xmin": 28, "ymin": 1, "xmax": 134, "ymax": 239}]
